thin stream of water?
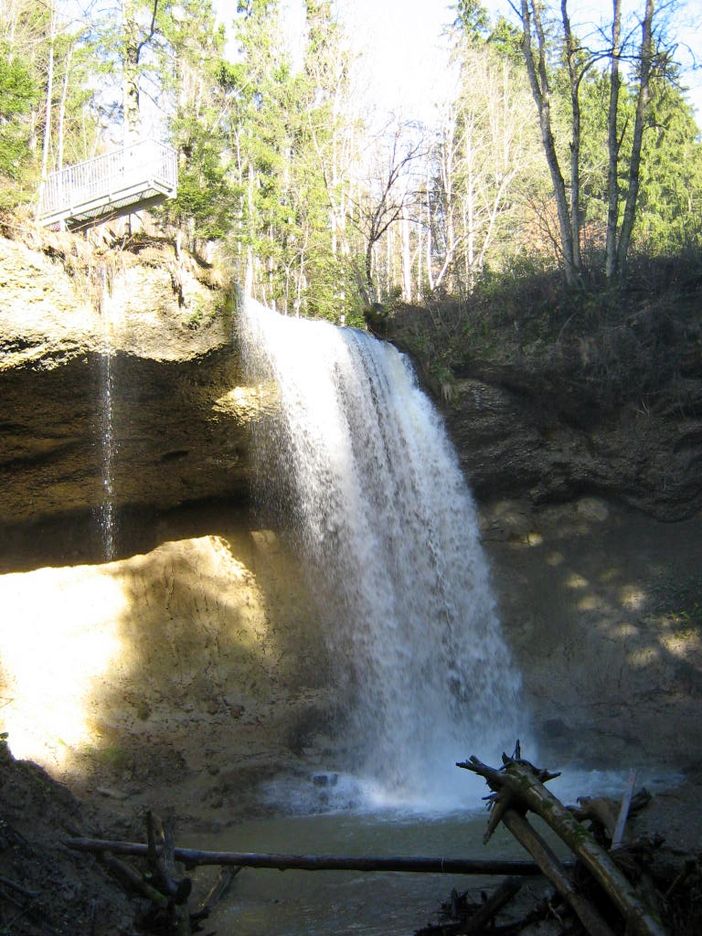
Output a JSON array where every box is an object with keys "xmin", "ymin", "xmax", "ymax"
[{"xmin": 96, "ymin": 265, "xmax": 116, "ymax": 561}]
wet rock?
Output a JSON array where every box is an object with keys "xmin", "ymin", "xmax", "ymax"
[{"xmin": 312, "ymin": 772, "xmax": 338, "ymax": 787}]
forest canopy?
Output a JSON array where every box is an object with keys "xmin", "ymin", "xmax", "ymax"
[{"xmin": 1, "ymin": 0, "xmax": 701, "ymax": 319}]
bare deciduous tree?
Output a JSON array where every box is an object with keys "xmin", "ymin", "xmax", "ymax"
[{"xmin": 348, "ymin": 122, "xmax": 425, "ymax": 302}]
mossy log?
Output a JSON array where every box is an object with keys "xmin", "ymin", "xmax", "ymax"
[{"xmin": 501, "ymin": 808, "xmax": 616, "ymax": 936}]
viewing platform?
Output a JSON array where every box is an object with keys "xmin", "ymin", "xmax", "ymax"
[{"xmin": 38, "ymin": 138, "xmax": 178, "ymax": 229}]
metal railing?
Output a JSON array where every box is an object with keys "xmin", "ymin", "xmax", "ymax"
[{"xmin": 38, "ymin": 139, "xmax": 178, "ymax": 225}]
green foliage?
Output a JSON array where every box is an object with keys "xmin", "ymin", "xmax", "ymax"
[
  {"xmin": 572, "ymin": 67, "xmax": 702, "ymax": 258},
  {"xmin": 450, "ymin": 0, "xmax": 490, "ymax": 42},
  {"xmin": 0, "ymin": 46, "xmax": 36, "ymax": 119},
  {"xmin": 0, "ymin": 44, "xmax": 38, "ymax": 195},
  {"xmin": 488, "ymin": 16, "xmax": 523, "ymax": 63},
  {"xmin": 164, "ymin": 114, "xmax": 234, "ymax": 239},
  {"xmin": 635, "ymin": 82, "xmax": 702, "ymax": 252}
]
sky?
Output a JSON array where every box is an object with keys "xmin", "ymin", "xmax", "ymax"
[{"xmin": 217, "ymin": 0, "xmax": 702, "ymax": 126}]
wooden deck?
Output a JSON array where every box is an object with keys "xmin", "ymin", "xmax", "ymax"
[{"xmin": 38, "ymin": 139, "xmax": 178, "ymax": 228}]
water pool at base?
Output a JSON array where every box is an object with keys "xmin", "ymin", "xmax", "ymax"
[
  {"xmin": 185, "ymin": 765, "xmax": 681, "ymax": 935},
  {"xmin": 188, "ymin": 811, "xmax": 547, "ymax": 935}
]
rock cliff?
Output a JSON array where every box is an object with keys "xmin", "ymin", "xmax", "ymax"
[
  {"xmin": 0, "ymin": 232, "xmax": 253, "ymax": 534},
  {"xmin": 385, "ymin": 302, "xmax": 702, "ymax": 522},
  {"xmin": 3, "ymin": 232, "xmax": 701, "ymax": 534},
  {"xmin": 1, "ymin": 229, "xmax": 701, "ymax": 829}
]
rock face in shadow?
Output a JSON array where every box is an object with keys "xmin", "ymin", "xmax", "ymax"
[
  {"xmin": 482, "ymin": 496, "xmax": 702, "ymax": 771},
  {"xmin": 443, "ymin": 368, "xmax": 702, "ymax": 522},
  {"xmin": 382, "ymin": 302, "xmax": 702, "ymax": 523}
]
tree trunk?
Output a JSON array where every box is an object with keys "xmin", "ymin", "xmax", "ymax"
[
  {"xmin": 66, "ymin": 837, "xmax": 553, "ymax": 876},
  {"xmin": 520, "ymin": 0, "xmax": 577, "ymax": 285},
  {"xmin": 40, "ymin": 1, "xmax": 56, "ymax": 182},
  {"xmin": 561, "ymin": 0, "xmax": 582, "ymax": 272},
  {"xmin": 502, "ymin": 809, "xmax": 617, "ymax": 936},
  {"xmin": 401, "ymin": 215, "xmax": 412, "ymax": 301},
  {"xmin": 616, "ymin": 0, "xmax": 655, "ymax": 277},
  {"xmin": 605, "ymin": 0, "xmax": 622, "ymax": 280},
  {"xmin": 122, "ymin": 0, "xmax": 141, "ymax": 143},
  {"xmin": 56, "ymin": 44, "xmax": 73, "ymax": 172},
  {"xmin": 425, "ymin": 162, "xmax": 434, "ymax": 291}
]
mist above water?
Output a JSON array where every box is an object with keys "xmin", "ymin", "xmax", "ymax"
[{"xmin": 240, "ymin": 298, "xmax": 530, "ymax": 810}]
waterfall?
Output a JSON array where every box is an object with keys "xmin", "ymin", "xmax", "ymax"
[
  {"xmin": 96, "ymin": 264, "xmax": 117, "ymax": 561},
  {"xmin": 240, "ymin": 298, "xmax": 529, "ymax": 809}
]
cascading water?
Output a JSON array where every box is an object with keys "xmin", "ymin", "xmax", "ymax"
[
  {"xmin": 240, "ymin": 298, "xmax": 530, "ymax": 810},
  {"xmin": 96, "ymin": 265, "xmax": 117, "ymax": 562}
]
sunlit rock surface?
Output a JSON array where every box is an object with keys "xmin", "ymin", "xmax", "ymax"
[{"xmin": 0, "ymin": 514, "xmax": 329, "ymax": 815}]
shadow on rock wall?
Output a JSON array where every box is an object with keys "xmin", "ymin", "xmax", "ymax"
[{"xmin": 483, "ymin": 497, "xmax": 702, "ymax": 772}]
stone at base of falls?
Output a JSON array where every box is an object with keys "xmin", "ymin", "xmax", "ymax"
[{"xmin": 312, "ymin": 772, "xmax": 339, "ymax": 787}]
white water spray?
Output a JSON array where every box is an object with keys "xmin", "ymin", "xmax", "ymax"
[{"xmin": 240, "ymin": 298, "xmax": 529, "ymax": 809}]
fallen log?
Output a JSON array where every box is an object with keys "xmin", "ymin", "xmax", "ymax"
[
  {"xmin": 501, "ymin": 808, "xmax": 617, "ymax": 936},
  {"xmin": 65, "ymin": 838, "xmax": 556, "ymax": 876},
  {"xmin": 570, "ymin": 787, "xmax": 652, "ymax": 848},
  {"xmin": 458, "ymin": 754, "xmax": 669, "ymax": 936},
  {"xmin": 99, "ymin": 852, "xmax": 169, "ymax": 909},
  {"xmin": 462, "ymin": 875, "xmax": 523, "ymax": 935},
  {"xmin": 0, "ymin": 874, "xmax": 40, "ymax": 900}
]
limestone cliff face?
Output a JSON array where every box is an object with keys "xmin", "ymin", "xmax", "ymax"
[
  {"xmin": 2, "ymin": 232, "xmax": 701, "ymax": 812},
  {"xmin": 0, "ymin": 233, "xmax": 255, "ymax": 531}
]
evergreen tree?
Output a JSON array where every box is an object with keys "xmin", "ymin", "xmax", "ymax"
[
  {"xmin": 0, "ymin": 42, "xmax": 38, "ymax": 193},
  {"xmin": 159, "ymin": 0, "xmax": 235, "ymax": 241}
]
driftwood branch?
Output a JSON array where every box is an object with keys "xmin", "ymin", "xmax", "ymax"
[
  {"xmin": 458, "ymin": 754, "xmax": 668, "ymax": 936},
  {"xmin": 99, "ymin": 852, "xmax": 169, "ymax": 908},
  {"xmin": 463, "ymin": 875, "xmax": 523, "ymax": 934},
  {"xmin": 145, "ymin": 812, "xmax": 192, "ymax": 936},
  {"xmin": 0, "ymin": 874, "xmax": 40, "ymax": 899},
  {"xmin": 191, "ymin": 867, "xmax": 240, "ymax": 923},
  {"xmin": 501, "ymin": 807, "xmax": 617, "ymax": 936}
]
